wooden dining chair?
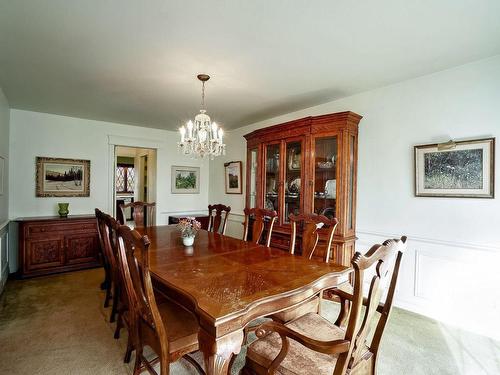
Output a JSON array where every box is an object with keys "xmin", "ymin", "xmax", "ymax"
[
  {"xmin": 271, "ymin": 213, "xmax": 339, "ymax": 324},
  {"xmin": 119, "ymin": 201, "xmax": 156, "ymax": 228},
  {"xmin": 243, "ymin": 236, "xmax": 407, "ymax": 375},
  {"xmin": 95, "ymin": 208, "xmax": 113, "ymax": 309},
  {"xmin": 207, "ymin": 204, "xmax": 231, "ymax": 235},
  {"xmin": 97, "ymin": 209, "xmax": 134, "ymax": 362},
  {"xmin": 242, "ymin": 208, "xmax": 278, "ymax": 247},
  {"xmin": 115, "ymin": 224, "xmax": 204, "ymax": 375}
]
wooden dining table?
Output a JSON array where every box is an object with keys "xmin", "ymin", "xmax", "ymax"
[{"xmin": 135, "ymin": 225, "xmax": 351, "ymax": 375}]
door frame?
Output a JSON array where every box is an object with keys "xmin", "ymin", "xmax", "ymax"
[{"xmin": 107, "ymin": 135, "xmax": 162, "ymax": 218}]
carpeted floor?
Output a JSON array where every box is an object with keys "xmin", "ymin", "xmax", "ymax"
[{"xmin": 0, "ymin": 269, "xmax": 499, "ymax": 375}]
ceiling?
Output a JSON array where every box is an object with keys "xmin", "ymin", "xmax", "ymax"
[{"xmin": 1, "ymin": 1, "xmax": 499, "ymax": 131}]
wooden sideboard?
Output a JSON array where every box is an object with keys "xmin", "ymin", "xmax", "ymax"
[{"xmin": 17, "ymin": 215, "xmax": 101, "ymax": 278}]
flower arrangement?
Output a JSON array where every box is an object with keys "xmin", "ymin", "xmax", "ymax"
[{"xmin": 177, "ymin": 217, "xmax": 202, "ymax": 238}]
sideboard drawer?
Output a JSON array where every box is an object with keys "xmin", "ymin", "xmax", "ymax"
[{"xmin": 27, "ymin": 222, "xmax": 97, "ymax": 237}]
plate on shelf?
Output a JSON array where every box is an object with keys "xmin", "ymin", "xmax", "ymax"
[
  {"xmin": 325, "ymin": 179, "xmax": 336, "ymax": 198},
  {"xmin": 289, "ymin": 178, "xmax": 301, "ymax": 193},
  {"xmin": 317, "ymin": 161, "xmax": 334, "ymax": 169}
]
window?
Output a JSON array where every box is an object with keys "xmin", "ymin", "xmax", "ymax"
[{"xmin": 116, "ymin": 164, "xmax": 135, "ymax": 193}]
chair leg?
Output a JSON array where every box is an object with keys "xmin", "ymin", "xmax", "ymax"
[
  {"xmin": 124, "ymin": 335, "xmax": 133, "ymax": 363},
  {"xmin": 334, "ymin": 297, "xmax": 350, "ymax": 327},
  {"xmin": 114, "ymin": 312, "xmax": 123, "ymax": 339},
  {"xmin": 110, "ymin": 284, "xmax": 119, "ymax": 323},
  {"xmin": 133, "ymin": 350, "xmax": 143, "ymax": 375},
  {"xmin": 104, "ymin": 282, "xmax": 112, "ymax": 308}
]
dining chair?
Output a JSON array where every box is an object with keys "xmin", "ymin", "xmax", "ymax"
[
  {"xmin": 242, "ymin": 208, "xmax": 278, "ymax": 247},
  {"xmin": 119, "ymin": 201, "xmax": 156, "ymax": 228},
  {"xmin": 207, "ymin": 204, "xmax": 231, "ymax": 234},
  {"xmin": 115, "ymin": 224, "xmax": 204, "ymax": 375},
  {"xmin": 271, "ymin": 213, "xmax": 339, "ymax": 324},
  {"xmin": 243, "ymin": 236, "xmax": 407, "ymax": 375},
  {"xmin": 95, "ymin": 208, "xmax": 113, "ymax": 309},
  {"xmin": 97, "ymin": 209, "xmax": 135, "ymax": 363}
]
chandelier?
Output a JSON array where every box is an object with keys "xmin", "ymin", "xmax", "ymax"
[{"xmin": 178, "ymin": 74, "xmax": 226, "ymax": 159}]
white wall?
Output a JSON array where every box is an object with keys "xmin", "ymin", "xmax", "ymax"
[
  {"xmin": 0, "ymin": 86, "xmax": 10, "ymax": 294},
  {"xmin": 209, "ymin": 55, "xmax": 500, "ymax": 339},
  {"xmin": 8, "ymin": 110, "xmax": 210, "ymax": 268}
]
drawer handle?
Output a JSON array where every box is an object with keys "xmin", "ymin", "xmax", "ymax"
[{"xmin": 41, "ymin": 228, "xmax": 46, "ymax": 232}]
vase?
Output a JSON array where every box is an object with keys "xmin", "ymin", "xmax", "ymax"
[
  {"xmin": 58, "ymin": 203, "xmax": 69, "ymax": 217},
  {"xmin": 182, "ymin": 235, "xmax": 195, "ymax": 246}
]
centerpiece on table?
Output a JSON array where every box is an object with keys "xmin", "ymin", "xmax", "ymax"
[{"xmin": 177, "ymin": 217, "xmax": 202, "ymax": 246}]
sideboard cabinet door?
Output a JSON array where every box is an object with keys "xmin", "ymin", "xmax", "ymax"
[
  {"xmin": 65, "ymin": 233, "xmax": 100, "ymax": 265},
  {"xmin": 26, "ymin": 238, "xmax": 65, "ymax": 271}
]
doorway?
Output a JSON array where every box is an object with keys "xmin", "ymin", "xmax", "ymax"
[{"xmin": 114, "ymin": 146, "xmax": 157, "ymax": 225}]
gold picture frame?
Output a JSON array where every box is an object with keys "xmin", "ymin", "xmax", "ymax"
[{"xmin": 36, "ymin": 157, "xmax": 90, "ymax": 197}]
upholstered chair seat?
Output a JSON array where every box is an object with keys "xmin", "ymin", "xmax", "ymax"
[{"xmin": 247, "ymin": 312, "xmax": 362, "ymax": 374}]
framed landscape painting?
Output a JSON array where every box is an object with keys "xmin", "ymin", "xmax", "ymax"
[
  {"xmin": 171, "ymin": 166, "xmax": 200, "ymax": 194},
  {"xmin": 224, "ymin": 161, "xmax": 242, "ymax": 194},
  {"xmin": 414, "ymin": 138, "xmax": 495, "ymax": 198},
  {"xmin": 36, "ymin": 157, "xmax": 90, "ymax": 197}
]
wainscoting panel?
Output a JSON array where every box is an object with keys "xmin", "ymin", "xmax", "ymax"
[
  {"xmin": 357, "ymin": 230, "xmax": 500, "ymax": 341},
  {"xmin": 226, "ymin": 214, "xmax": 499, "ymax": 339}
]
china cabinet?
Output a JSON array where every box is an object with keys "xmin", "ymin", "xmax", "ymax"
[{"xmin": 244, "ymin": 111, "xmax": 362, "ymax": 266}]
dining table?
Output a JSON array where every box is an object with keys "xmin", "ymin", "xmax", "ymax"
[{"xmin": 135, "ymin": 225, "xmax": 351, "ymax": 375}]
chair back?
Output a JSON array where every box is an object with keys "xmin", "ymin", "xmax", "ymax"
[
  {"xmin": 208, "ymin": 204, "xmax": 231, "ymax": 234},
  {"xmin": 336, "ymin": 236, "xmax": 407, "ymax": 374},
  {"xmin": 95, "ymin": 208, "xmax": 111, "ymax": 272},
  {"xmin": 243, "ymin": 208, "xmax": 278, "ymax": 247},
  {"xmin": 115, "ymin": 225, "xmax": 168, "ymax": 356},
  {"xmin": 119, "ymin": 201, "xmax": 156, "ymax": 228},
  {"xmin": 288, "ymin": 213, "xmax": 338, "ymax": 262}
]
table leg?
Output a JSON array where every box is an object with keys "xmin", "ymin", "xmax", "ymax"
[{"xmin": 199, "ymin": 328, "xmax": 244, "ymax": 375}]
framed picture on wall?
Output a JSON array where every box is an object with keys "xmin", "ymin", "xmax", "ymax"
[
  {"xmin": 36, "ymin": 157, "xmax": 91, "ymax": 197},
  {"xmin": 224, "ymin": 161, "xmax": 243, "ymax": 194},
  {"xmin": 171, "ymin": 166, "xmax": 200, "ymax": 194},
  {"xmin": 414, "ymin": 138, "xmax": 495, "ymax": 198}
]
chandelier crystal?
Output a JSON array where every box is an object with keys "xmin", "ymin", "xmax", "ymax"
[{"xmin": 178, "ymin": 74, "xmax": 226, "ymax": 159}]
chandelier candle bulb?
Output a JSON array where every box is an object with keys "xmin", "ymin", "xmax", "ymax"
[
  {"xmin": 187, "ymin": 120, "xmax": 193, "ymax": 139},
  {"xmin": 218, "ymin": 128, "xmax": 223, "ymax": 142},
  {"xmin": 179, "ymin": 126, "xmax": 186, "ymax": 142},
  {"xmin": 211, "ymin": 122, "xmax": 218, "ymax": 138}
]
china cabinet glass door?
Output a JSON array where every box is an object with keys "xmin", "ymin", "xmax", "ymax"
[
  {"xmin": 248, "ymin": 148, "xmax": 258, "ymax": 208},
  {"xmin": 264, "ymin": 143, "xmax": 280, "ymax": 219},
  {"xmin": 284, "ymin": 140, "xmax": 303, "ymax": 223},
  {"xmin": 313, "ymin": 136, "xmax": 338, "ymax": 219}
]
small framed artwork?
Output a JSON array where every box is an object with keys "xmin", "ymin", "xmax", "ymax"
[
  {"xmin": 0, "ymin": 156, "xmax": 4, "ymax": 195},
  {"xmin": 224, "ymin": 161, "xmax": 243, "ymax": 194},
  {"xmin": 414, "ymin": 138, "xmax": 495, "ymax": 198},
  {"xmin": 36, "ymin": 157, "xmax": 90, "ymax": 197},
  {"xmin": 171, "ymin": 166, "xmax": 200, "ymax": 194}
]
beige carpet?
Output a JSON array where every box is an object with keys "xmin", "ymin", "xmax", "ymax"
[{"xmin": 0, "ymin": 268, "xmax": 498, "ymax": 375}]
